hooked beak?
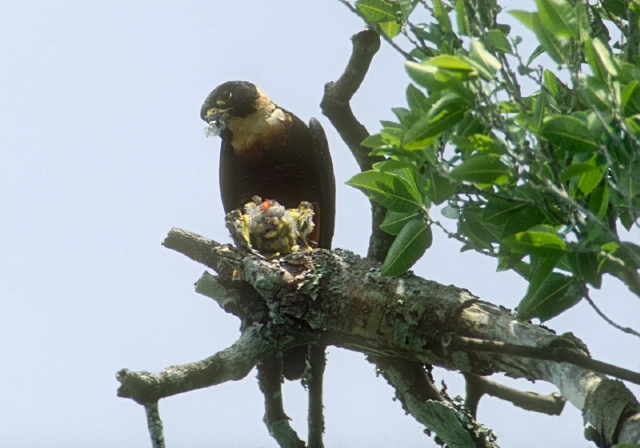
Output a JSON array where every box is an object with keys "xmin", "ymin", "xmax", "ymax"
[{"xmin": 203, "ymin": 107, "xmax": 229, "ymax": 137}]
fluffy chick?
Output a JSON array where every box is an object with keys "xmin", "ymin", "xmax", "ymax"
[{"xmin": 225, "ymin": 197, "xmax": 315, "ymax": 259}]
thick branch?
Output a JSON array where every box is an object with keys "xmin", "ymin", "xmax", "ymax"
[
  {"xmin": 165, "ymin": 232, "xmax": 638, "ymax": 443},
  {"xmin": 117, "ymin": 324, "xmax": 281, "ymax": 403},
  {"xmin": 134, "ymin": 228, "xmax": 640, "ymax": 446},
  {"xmin": 320, "ymin": 29, "xmax": 394, "ymax": 262},
  {"xmin": 320, "ymin": 29, "xmax": 380, "ymax": 172}
]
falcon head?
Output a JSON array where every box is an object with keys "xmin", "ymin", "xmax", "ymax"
[{"xmin": 200, "ymin": 81, "xmax": 261, "ymax": 136}]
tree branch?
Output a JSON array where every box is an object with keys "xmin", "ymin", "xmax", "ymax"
[
  {"xmin": 306, "ymin": 344, "xmax": 326, "ymax": 448},
  {"xmin": 140, "ymin": 227, "xmax": 640, "ymax": 446},
  {"xmin": 370, "ymin": 356, "xmax": 498, "ymax": 448},
  {"xmin": 117, "ymin": 324, "xmax": 282, "ymax": 403},
  {"xmin": 463, "ymin": 373, "xmax": 566, "ymax": 417},
  {"xmin": 443, "ymin": 334, "xmax": 640, "ymax": 386},
  {"xmin": 144, "ymin": 401, "xmax": 165, "ymax": 448},
  {"xmin": 320, "ymin": 29, "xmax": 394, "ymax": 262},
  {"xmin": 257, "ymin": 355, "xmax": 306, "ymax": 448}
]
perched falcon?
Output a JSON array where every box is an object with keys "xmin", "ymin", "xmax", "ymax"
[
  {"xmin": 201, "ymin": 80, "xmax": 335, "ymax": 250},
  {"xmin": 201, "ymin": 81, "xmax": 336, "ymax": 379}
]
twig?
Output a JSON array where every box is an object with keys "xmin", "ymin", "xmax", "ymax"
[
  {"xmin": 584, "ymin": 291, "xmax": 640, "ymax": 339},
  {"xmin": 463, "ymin": 373, "xmax": 566, "ymax": 417},
  {"xmin": 306, "ymin": 345, "xmax": 327, "ymax": 448},
  {"xmin": 444, "ymin": 334, "xmax": 640, "ymax": 386},
  {"xmin": 144, "ymin": 401, "xmax": 166, "ymax": 448},
  {"xmin": 257, "ymin": 355, "xmax": 306, "ymax": 448}
]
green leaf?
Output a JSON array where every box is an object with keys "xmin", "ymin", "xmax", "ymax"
[
  {"xmin": 466, "ymin": 40, "xmax": 501, "ymax": 80},
  {"xmin": 361, "ymin": 133, "xmax": 385, "ymax": 149},
  {"xmin": 380, "ymin": 210, "xmax": 422, "ymax": 235},
  {"xmin": 432, "ymin": 0, "xmax": 452, "ymax": 33},
  {"xmin": 381, "ymin": 217, "xmax": 433, "ymax": 276},
  {"xmin": 356, "ymin": 0, "xmax": 397, "ymax": 22},
  {"xmin": 455, "ymin": 0, "xmax": 470, "ymax": 36},
  {"xmin": 574, "ymin": 1, "xmax": 590, "ymax": 43},
  {"xmin": 424, "ymin": 55, "xmax": 475, "ymax": 78},
  {"xmin": 425, "ymin": 169, "xmax": 456, "ymax": 204},
  {"xmin": 531, "ymin": 89, "xmax": 547, "ymax": 132},
  {"xmin": 379, "ymin": 20, "xmax": 402, "ymax": 38},
  {"xmin": 406, "ymin": 83, "xmax": 430, "ymax": 113},
  {"xmin": 449, "ymin": 155, "xmax": 512, "ymax": 185},
  {"xmin": 373, "ymin": 160, "xmax": 423, "ymax": 201},
  {"xmin": 487, "ymin": 29, "xmax": 513, "ymax": 54},
  {"xmin": 356, "ymin": 0, "xmax": 403, "ymax": 37},
  {"xmin": 347, "ymin": 171, "xmax": 423, "ymax": 212},
  {"xmin": 621, "ymin": 81, "xmax": 640, "ymax": 117},
  {"xmin": 535, "ymin": 0, "xmax": 579, "ymax": 38},
  {"xmin": 584, "ymin": 37, "xmax": 619, "ymax": 82},
  {"xmin": 502, "ymin": 224, "xmax": 566, "ymax": 256},
  {"xmin": 518, "ymin": 271, "xmax": 584, "ymax": 321},
  {"xmin": 565, "ymin": 250, "xmax": 601, "ymax": 288},
  {"xmin": 510, "ymin": 10, "xmax": 568, "ymax": 63},
  {"xmin": 482, "ymin": 198, "xmax": 526, "ymax": 225},
  {"xmin": 602, "ymin": 0, "xmax": 627, "ymax": 17},
  {"xmin": 540, "ymin": 115, "xmax": 598, "ymax": 152},
  {"xmin": 441, "ymin": 204, "xmax": 460, "ymax": 219},
  {"xmin": 560, "ymin": 162, "xmax": 600, "ymax": 181},
  {"xmin": 588, "ymin": 183, "xmax": 610, "ymax": 219},
  {"xmin": 561, "ymin": 160, "xmax": 604, "ymax": 196},
  {"xmin": 460, "ymin": 205, "xmax": 501, "ymax": 250},
  {"xmin": 501, "ymin": 207, "xmax": 548, "ymax": 238},
  {"xmin": 403, "ymin": 93, "xmax": 468, "ymax": 145}
]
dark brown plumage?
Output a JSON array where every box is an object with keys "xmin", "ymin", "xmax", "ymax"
[
  {"xmin": 201, "ymin": 80, "xmax": 335, "ymax": 250},
  {"xmin": 201, "ymin": 81, "xmax": 335, "ymax": 379}
]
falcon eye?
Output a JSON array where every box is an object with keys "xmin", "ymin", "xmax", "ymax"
[{"xmin": 216, "ymin": 90, "xmax": 232, "ymax": 105}]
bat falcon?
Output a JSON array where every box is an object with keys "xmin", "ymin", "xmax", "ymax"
[
  {"xmin": 201, "ymin": 81, "xmax": 336, "ymax": 379},
  {"xmin": 201, "ymin": 80, "xmax": 335, "ymax": 251}
]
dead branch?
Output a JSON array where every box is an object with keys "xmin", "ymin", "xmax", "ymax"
[
  {"xmin": 320, "ymin": 29, "xmax": 394, "ymax": 262},
  {"xmin": 115, "ymin": 228, "xmax": 640, "ymax": 446},
  {"xmin": 463, "ymin": 373, "xmax": 566, "ymax": 417}
]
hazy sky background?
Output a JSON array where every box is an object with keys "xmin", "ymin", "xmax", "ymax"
[{"xmin": 2, "ymin": 1, "xmax": 639, "ymax": 447}]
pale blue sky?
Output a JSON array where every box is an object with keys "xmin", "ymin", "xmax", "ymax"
[{"xmin": 1, "ymin": 1, "xmax": 639, "ymax": 447}]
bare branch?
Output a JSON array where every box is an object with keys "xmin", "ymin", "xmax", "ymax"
[
  {"xmin": 369, "ymin": 356, "xmax": 499, "ymax": 447},
  {"xmin": 463, "ymin": 373, "xmax": 566, "ymax": 417},
  {"xmin": 306, "ymin": 345, "xmax": 326, "ymax": 448},
  {"xmin": 123, "ymin": 228, "xmax": 640, "ymax": 446},
  {"xmin": 320, "ymin": 29, "xmax": 380, "ymax": 172},
  {"xmin": 257, "ymin": 355, "xmax": 306, "ymax": 448},
  {"xmin": 320, "ymin": 29, "xmax": 394, "ymax": 262},
  {"xmin": 144, "ymin": 402, "xmax": 166, "ymax": 448},
  {"xmin": 443, "ymin": 334, "xmax": 640, "ymax": 386},
  {"xmin": 117, "ymin": 324, "xmax": 282, "ymax": 403}
]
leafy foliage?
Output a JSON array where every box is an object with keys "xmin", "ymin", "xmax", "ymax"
[{"xmin": 347, "ymin": 0, "xmax": 640, "ymax": 321}]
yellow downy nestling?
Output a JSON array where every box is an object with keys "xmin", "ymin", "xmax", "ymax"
[{"xmin": 225, "ymin": 196, "xmax": 315, "ymax": 259}]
